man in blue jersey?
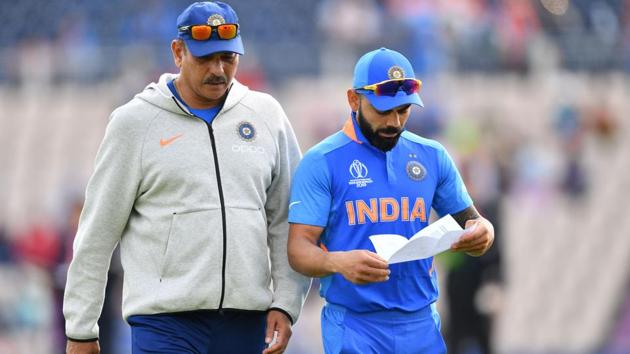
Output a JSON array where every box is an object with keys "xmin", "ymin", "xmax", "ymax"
[{"xmin": 287, "ymin": 48, "xmax": 494, "ymax": 354}]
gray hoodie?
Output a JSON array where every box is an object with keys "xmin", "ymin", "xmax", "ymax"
[{"xmin": 63, "ymin": 73, "xmax": 311, "ymax": 340}]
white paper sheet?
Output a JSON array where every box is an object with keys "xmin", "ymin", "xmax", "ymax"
[{"xmin": 369, "ymin": 214, "xmax": 467, "ymax": 264}]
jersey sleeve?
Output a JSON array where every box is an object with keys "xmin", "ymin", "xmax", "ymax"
[
  {"xmin": 432, "ymin": 145, "xmax": 473, "ymax": 216},
  {"xmin": 288, "ymin": 151, "xmax": 332, "ymax": 227}
]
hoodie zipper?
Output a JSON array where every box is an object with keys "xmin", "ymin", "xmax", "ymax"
[
  {"xmin": 171, "ymin": 95, "xmax": 228, "ymax": 311},
  {"xmin": 206, "ymin": 123, "xmax": 228, "ymax": 312}
]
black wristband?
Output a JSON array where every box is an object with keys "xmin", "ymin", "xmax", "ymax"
[{"xmin": 67, "ymin": 336, "xmax": 98, "ymax": 343}]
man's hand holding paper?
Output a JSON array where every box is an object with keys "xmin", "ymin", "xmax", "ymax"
[
  {"xmin": 450, "ymin": 217, "xmax": 495, "ymax": 257},
  {"xmin": 369, "ymin": 214, "xmax": 474, "ymax": 264}
]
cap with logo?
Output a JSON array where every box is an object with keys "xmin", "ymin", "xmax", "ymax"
[
  {"xmin": 177, "ymin": 1, "xmax": 244, "ymax": 57},
  {"xmin": 352, "ymin": 47, "xmax": 423, "ymax": 111}
]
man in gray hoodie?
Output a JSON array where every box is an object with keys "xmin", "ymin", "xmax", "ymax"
[{"xmin": 63, "ymin": 2, "xmax": 310, "ymax": 353}]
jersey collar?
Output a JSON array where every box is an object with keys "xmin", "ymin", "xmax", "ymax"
[
  {"xmin": 342, "ymin": 112, "xmax": 403, "ymax": 154},
  {"xmin": 342, "ymin": 112, "xmax": 369, "ymax": 144}
]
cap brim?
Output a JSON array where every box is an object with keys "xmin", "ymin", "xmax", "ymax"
[
  {"xmin": 363, "ymin": 91, "xmax": 424, "ymax": 111},
  {"xmin": 184, "ymin": 37, "xmax": 244, "ymax": 57}
]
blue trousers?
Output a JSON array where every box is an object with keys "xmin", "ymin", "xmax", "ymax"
[
  {"xmin": 127, "ymin": 310, "xmax": 267, "ymax": 354},
  {"xmin": 321, "ymin": 302, "xmax": 446, "ymax": 354}
]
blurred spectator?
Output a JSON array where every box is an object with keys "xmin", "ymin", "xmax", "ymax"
[
  {"xmin": 496, "ymin": 0, "xmax": 541, "ymax": 73},
  {"xmin": 552, "ymin": 103, "xmax": 588, "ymax": 198},
  {"xmin": 405, "ymin": 104, "xmax": 446, "ymax": 139},
  {"xmin": 235, "ymin": 53, "xmax": 269, "ymax": 92},
  {"xmin": 55, "ymin": 11, "xmax": 103, "ymax": 83},
  {"xmin": 553, "ymin": 104, "xmax": 582, "ymax": 145},
  {"xmin": 51, "ymin": 198, "xmax": 83, "ymax": 353},
  {"xmin": 17, "ymin": 40, "xmax": 54, "ymax": 90},
  {"xmin": 0, "ymin": 264, "xmax": 54, "ymax": 353},
  {"xmin": 0, "ymin": 226, "xmax": 11, "ymax": 263},
  {"xmin": 13, "ymin": 225, "xmax": 61, "ymax": 270},
  {"xmin": 444, "ymin": 141, "xmax": 505, "ymax": 354},
  {"xmin": 604, "ymin": 280, "xmax": 630, "ymax": 352},
  {"xmin": 317, "ymin": 0, "xmax": 382, "ymax": 75},
  {"xmin": 441, "ymin": 0, "xmax": 498, "ymax": 72},
  {"xmin": 511, "ymin": 139, "xmax": 560, "ymax": 204},
  {"xmin": 561, "ymin": 154, "xmax": 588, "ymax": 198},
  {"xmin": 587, "ymin": 103, "xmax": 618, "ymax": 143},
  {"xmin": 384, "ymin": 0, "xmax": 450, "ymax": 76},
  {"xmin": 1, "ymin": 0, "xmax": 628, "ymax": 83}
]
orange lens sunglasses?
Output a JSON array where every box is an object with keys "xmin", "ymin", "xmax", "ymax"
[{"xmin": 178, "ymin": 23, "xmax": 239, "ymax": 40}]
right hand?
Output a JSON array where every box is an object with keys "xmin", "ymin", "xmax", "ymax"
[
  {"xmin": 66, "ymin": 340, "xmax": 100, "ymax": 354},
  {"xmin": 330, "ymin": 250, "xmax": 390, "ymax": 284}
]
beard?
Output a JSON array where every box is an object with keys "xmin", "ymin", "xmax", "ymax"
[{"xmin": 356, "ymin": 109, "xmax": 403, "ymax": 152}]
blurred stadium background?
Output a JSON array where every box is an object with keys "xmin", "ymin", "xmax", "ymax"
[{"xmin": 0, "ymin": 0, "xmax": 629, "ymax": 353}]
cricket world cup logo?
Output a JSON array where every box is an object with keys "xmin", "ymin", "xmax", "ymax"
[
  {"xmin": 349, "ymin": 160, "xmax": 368, "ymax": 179},
  {"xmin": 348, "ymin": 159, "xmax": 373, "ymax": 188}
]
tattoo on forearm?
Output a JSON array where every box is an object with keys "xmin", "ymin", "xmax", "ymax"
[{"xmin": 452, "ymin": 206, "xmax": 480, "ymax": 229}]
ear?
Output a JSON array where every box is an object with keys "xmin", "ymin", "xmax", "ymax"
[
  {"xmin": 171, "ymin": 40, "xmax": 184, "ymax": 69},
  {"xmin": 347, "ymin": 89, "xmax": 360, "ymax": 112}
]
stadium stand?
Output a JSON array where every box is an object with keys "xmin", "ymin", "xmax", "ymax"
[{"xmin": 0, "ymin": 1, "xmax": 629, "ymax": 353}]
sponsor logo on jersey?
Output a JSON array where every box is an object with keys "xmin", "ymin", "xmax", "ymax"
[
  {"xmin": 231, "ymin": 144, "xmax": 265, "ymax": 154},
  {"xmin": 348, "ymin": 159, "xmax": 373, "ymax": 188},
  {"xmin": 406, "ymin": 160, "xmax": 426, "ymax": 181},
  {"xmin": 345, "ymin": 197, "xmax": 427, "ymax": 225}
]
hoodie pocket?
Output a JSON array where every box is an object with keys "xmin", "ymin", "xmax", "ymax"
[
  {"xmin": 223, "ymin": 206, "xmax": 272, "ymax": 306},
  {"xmin": 157, "ymin": 208, "xmax": 223, "ymax": 306}
]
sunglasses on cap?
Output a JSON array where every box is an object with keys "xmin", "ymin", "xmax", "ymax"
[
  {"xmin": 178, "ymin": 23, "xmax": 239, "ymax": 40},
  {"xmin": 356, "ymin": 78, "xmax": 422, "ymax": 97}
]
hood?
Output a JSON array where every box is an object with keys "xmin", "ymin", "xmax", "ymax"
[{"xmin": 135, "ymin": 73, "xmax": 250, "ymax": 116}]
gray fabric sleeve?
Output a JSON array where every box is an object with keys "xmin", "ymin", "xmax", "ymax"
[
  {"xmin": 63, "ymin": 109, "xmax": 144, "ymax": 340},
  {"xmin": 265, "ymin": 100, "xmax": 312, "ymax": 324}
]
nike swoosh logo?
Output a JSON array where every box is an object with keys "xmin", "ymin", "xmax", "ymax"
[
  {"xmin": 289, "ymin": 201, "xmax": 302, "ymax": 209},
  {"xmin": 160, "ymin": 133, "xmax": 183, "ymax": 147}
]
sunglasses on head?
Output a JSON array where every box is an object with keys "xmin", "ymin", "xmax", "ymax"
[
  {"xmin": 356, "ymin": 78, "xmax": 422, "ymax": 97},
  {"xmin": 178, "ymin": 23, "xmax": 239, "ymax": 40}
]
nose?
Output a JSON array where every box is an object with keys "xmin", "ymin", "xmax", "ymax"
[
  {"xmin": 386, "ymin": 110, "xmax": 402, "ymax": 128},
  {"xmin": 205, "ymin": 55, "xmax": 225, "ymax": 75}
]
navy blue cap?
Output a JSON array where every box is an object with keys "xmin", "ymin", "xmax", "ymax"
[
  {"xmin": 177, "ymin": 1, "xmax": 244, "ymax": 57},
  {"xmin": 352, "ymin": 48, "xmax": 423, "ymax": 111}
]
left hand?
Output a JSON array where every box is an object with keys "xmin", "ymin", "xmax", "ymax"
[
  {"xmin": 262, "ymin": 309, "xmax": 292, "ymax": 354},
  {"xmin": 451, "ymin": 217, "xmax": 494, "ymax": 257}
]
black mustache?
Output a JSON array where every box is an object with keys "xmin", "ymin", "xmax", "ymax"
[
  {"xmin": 377, "ymin": 127, "xmax": 401, "ymax": 135},
  {"xmin": 203, "ymin": 76, "xmax": 227, "ymax": 84}
]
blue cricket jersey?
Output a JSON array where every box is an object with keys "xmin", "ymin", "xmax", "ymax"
[
  {"xmin": 288, "ymin": 114, "xmax": 472, "ymax": 313},
  {"xmin": 167, "ymin": 79, "xmax": 222, "ymax": 124}
]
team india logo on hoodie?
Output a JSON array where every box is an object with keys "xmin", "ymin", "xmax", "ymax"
[
  {"xmin": 233, "ymin": 121, "xmax": 264, "ymax": 154},
  {"xmin": 237, "ymin": 121, "xmax": 256, "ymax": 142}
]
